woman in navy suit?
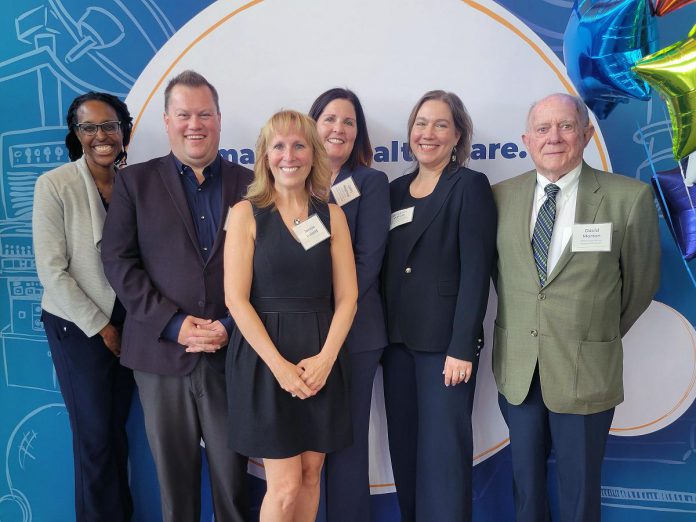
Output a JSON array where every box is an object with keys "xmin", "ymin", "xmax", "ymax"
[
  {"xmin": 309, "ymin": 88, "xmax": 390, "ymax": 522},
  {"xmin": 33, "ymin": 92, "xmax": 134, "ymax": 522},
  {"xmin": 381, "ymin": 90, "xmax": 497, "ymax": 521}
]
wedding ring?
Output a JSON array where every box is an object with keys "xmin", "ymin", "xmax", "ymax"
[{"xmin": 459, "ymin": 371, "xmax": 466, "ymax": 377}]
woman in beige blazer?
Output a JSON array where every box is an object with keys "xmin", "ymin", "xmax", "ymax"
[{"xmin": 32, "ymin": 92, "xmax": 134, "ymax": 522}]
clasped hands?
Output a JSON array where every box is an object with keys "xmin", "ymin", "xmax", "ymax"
[
  {"xmin": 272, "ymin": 353, "xmax": 335, "ymax": 400},
  {"xmin": 180, "ymin": 315, "xmax": 229, "ymax": 353}
]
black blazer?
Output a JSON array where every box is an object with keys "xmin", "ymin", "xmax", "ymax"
[
  {"xmin": 101, "ymin": 154, "xmax": 253, "ymax": 376},
  {"xmin": 329, "ymin": 165, "xmax": 390, "ymax": 353},
  {"xmin": 382, "ymin": 164, "xmax": 497, "ymax": 361}
]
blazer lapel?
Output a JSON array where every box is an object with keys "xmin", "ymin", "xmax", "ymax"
[
  {"xmin": 545, "ymin": 162, "xmax": 603, "ymax": 286},
  {"xmin": 208, "ymin": 160, "xmax": 241, "ymax": 261},
  {"xmin": 328, "ymin": 166, "xmax": 350, "ymax": 204},
  {"xmin": 403, "ymin": 164, "xmax": 462, "ymax": 257},
  {"xmin": 76, "ymin": 156, "xmax": 107, "ymax": 250},
  {"xmin": 513, "ymin": 172, "xmax": 542, "ymax": 287},
  {"xmin": 159, "ymin": 155, "xmax": 201, "ymax": 252}
]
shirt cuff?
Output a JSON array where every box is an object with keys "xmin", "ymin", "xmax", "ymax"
[
  {"xmin": 162, "ymin": 311, "xmax": 187, "ymax": 343},
  {"xmin": 219, "ymin": 315, "xmax": 235, "ymax": 338}
]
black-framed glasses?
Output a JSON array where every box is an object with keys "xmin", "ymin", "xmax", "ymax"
[{"xmin": 74, "ymin": 121, "xmax": 121, "ymax": 136}]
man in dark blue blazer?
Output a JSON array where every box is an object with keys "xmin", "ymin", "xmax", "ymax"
[{"xmin": 101, "ymin": 71, "xmax": 252, "ymax": 522}]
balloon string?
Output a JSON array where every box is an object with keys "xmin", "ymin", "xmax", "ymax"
[{"xmin": 677, "ymin": 160, "xmax": 696, "ymax": 211}]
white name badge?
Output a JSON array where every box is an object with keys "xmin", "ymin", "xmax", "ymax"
[
  {"xmin": 331, "ymin": 176, "xmax": 360, "ymax": 206},
  {"xmin": 571, "ymin": 223, "xmax": 612, "ymax": 252},
  {"xmin": 390, "ymin": 207, "xmax": 415, "ymax": 230},
  {"xmin": 223, "ymin": 206, "xmax": 232, "ymax": 231},
  {"xmin": 293, "ymin": 214, "xmax": 331, "ymax": 250}
]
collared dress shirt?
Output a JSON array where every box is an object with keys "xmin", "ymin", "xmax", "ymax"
[
  {"xmin": 529, "ymin": 163, "xmax": 581, "ymax": 276},
  {"xmin": 162, "ymin": 154, "xmax": 234, "ymax": 341}
]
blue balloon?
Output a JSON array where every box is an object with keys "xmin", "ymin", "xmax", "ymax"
[
  {"xmin": 653, "ymin": 166, "xmax": 696, "ymax": 260},
  {"xmin": 564, "ymin": 0, "xmax": 659, "ymax": 119}
]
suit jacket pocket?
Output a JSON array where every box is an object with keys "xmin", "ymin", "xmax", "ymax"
[
  {"xmin": 437, "ymin": 280, "xmax": 459, "ymax": 296},
  {"xmin": 492, "ymin": 321, "xmax": 507, "ymax": 386},
  {"xmin": 575, "ymin": 337, "xmax": 622, "ymax": 402}
]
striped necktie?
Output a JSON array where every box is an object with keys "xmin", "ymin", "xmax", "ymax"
[{"xmin": 531, "ymin": 183, "xmax": 560, "ymax": 286}]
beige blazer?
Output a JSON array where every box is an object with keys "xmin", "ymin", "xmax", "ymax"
[
  {"xmin": 492, "ymin": 162, "xmax": 660, "ymax": 414},
  {"xmin": 33, "ymin": 156, "xmax": 116, "ymax": 337}
]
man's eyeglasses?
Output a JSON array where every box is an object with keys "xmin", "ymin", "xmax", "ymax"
[{"xmin": 74, "ymin": 121, "xmax": 121, "ymax": 136}]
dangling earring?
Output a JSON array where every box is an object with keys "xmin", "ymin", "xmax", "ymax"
[
  {"xmin": 115, "ymin": 148, "xmax": 127, "ymax": 169},
  {"xmin": 451, "ymin": 147, "xmax": 457, "ymax": 163}
]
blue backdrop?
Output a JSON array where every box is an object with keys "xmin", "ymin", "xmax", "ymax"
[{"xmin": 0, "ymin": 1, "xmax": 694, "ymax": 521}]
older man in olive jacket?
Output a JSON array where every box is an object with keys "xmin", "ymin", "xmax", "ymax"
[{"xmin": 492, "ymin": 93, "xmax": 660, "ymax": 522}]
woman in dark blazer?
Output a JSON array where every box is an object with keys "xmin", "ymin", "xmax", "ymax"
[
  {"xmin": 33, "ymin": 92, "xmax": 134, "ymax": 522},
  {"xmin": 381, "ymin": 90, "xmax": 497, "ymax": 521},
  {"xmin": 309, "ymin": 88, "xmax": 390, "ymax": 522}
]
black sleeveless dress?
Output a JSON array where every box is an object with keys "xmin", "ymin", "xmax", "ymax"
[{"xmin": 226, "ymin": 200, "xmax": 352, "ymax": 458}]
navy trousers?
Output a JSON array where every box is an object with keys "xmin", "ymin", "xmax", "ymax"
[
  {"xmin": 324, "ymin": 348, "xmax": 384, "ymax": 522},
  {"xmin": 42, "ymin": 310, "xmax": 134, "ymax": 522},
  {"xmin": 499, "ymin": 369, "xmax": 614, "ymax": 522},
  {"xmin": 382, "ymin": 343, "xmax": 477, "ymax": 522}
]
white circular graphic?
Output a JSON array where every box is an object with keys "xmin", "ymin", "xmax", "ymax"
[{"xmin": 125, "ymin": 0, "xmax": 695, "ymax": 492}]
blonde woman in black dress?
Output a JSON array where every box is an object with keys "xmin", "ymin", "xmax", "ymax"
[{"xmin": 224, "ymin": 110, "xmax": 357, "ymax": 522}]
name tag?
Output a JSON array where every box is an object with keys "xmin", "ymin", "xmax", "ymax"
[
  {"xmin": 571, "ymin": 223, "xmax": 612, "ymax": 252},
  {"xmin": 331, "ymin": 176, "xmax": 360, "ymax": 206},
  {"xmin": 223, "ymin": 206, "xmax": 232, "ymax": 231},
  {"xmin": 293, "ymin": 214, "xmax": 331, "ymax": 250},
  {"xmin": 390, "ymin": 207, "xmax": 414, "ymax": 230}
]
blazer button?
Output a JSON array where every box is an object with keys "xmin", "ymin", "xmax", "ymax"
[
  {"xmin": 405, "ymin": 267, "xmax": 412, "ymax": 274},
  {"xmin": 538, "ymin": 293, "xmax": 546, "ymax": 300},
  {"xmin": 530, "ymin": 330, "xmax": 538, "ymax": 337},
  {"xmin": 198, "ymin": 300, "xmax": 205, "ymax": 307}
]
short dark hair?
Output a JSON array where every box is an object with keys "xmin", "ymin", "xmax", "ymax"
[
  {"xmin": 65, "ymin": 92, "xmax": 133, "ymax": 162},
  {"xmin": 407, "ymin": 90, "xmax": 473, "ymax": 165},
  {"xmin": 308, "ymin": 87, "xmax": 373, "ymax": 170},
  {"xmin": 164, "ymin": 70, "xmax": 220, "ymax": 113}
]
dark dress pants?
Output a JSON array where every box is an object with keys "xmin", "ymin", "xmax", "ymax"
[
  {"xmin": 134, "ymin": 357, "xmax": 249, "ymax": 522},
  {"xmin": 42, "ymin": 310, "xmax": 134, "ymax": 522},
  {"xmin": 498, "ymin": 369, "xmax": 614, "ymax": 522},
  {"xmin": 382, "ymin": 343, "xmax": 477, "ymax": 522},
  {"xmin": 325, "ymin": 348, "xmax": 384, "ymax": 522}
]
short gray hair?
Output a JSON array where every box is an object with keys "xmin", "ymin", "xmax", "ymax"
[{"xmin": 526, "ymin": 93, "xmax": 590, "ymax": 131}]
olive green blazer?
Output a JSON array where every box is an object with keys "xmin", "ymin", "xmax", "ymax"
[{"xmin": 492, "ymin": 162, "xmax": 660, "ymax": 414}]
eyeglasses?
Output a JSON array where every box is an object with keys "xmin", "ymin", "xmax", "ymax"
[{"xmin": 74, "ymin": 121, "xmax": 121, "ymax": 136}]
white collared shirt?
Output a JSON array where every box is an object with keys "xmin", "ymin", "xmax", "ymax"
[{"xmin": 529, "ymin": 163, "xmax": 582, "ymax": 275}]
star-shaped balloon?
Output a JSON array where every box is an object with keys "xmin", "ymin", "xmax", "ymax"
[
  {"xmin": 564, "ymin": 0, "xmax": 658, "ymax": 119},
  {"xmin": 634, "ymin": 25, "xmax": 696, "ymax": 159},
  {"xmin": 652, "ymin": 0, "xmax": 696, "ymax": 16}
]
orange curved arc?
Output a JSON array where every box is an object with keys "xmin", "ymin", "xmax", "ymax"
[
  {"xmin": 134, "ymin": 0, "xmax": 609, "ymax": 172},
  {"xmin": 461, "ymin": 0, "xmax": 610, "ymax": 171},
  {"xmin": 611, "ymin": 305, "xmax": 696, "ymax": 433},
  {"xmin": 131, "ymin": 0, "xmax": 264, "ymax": 140},
  {"xmin": 131, "ymin": 0, "xmax": 630, "ymax": 465},
  {"xmin": 474, "ymin": 437, "xmax": 510, "ymax": 461}
]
